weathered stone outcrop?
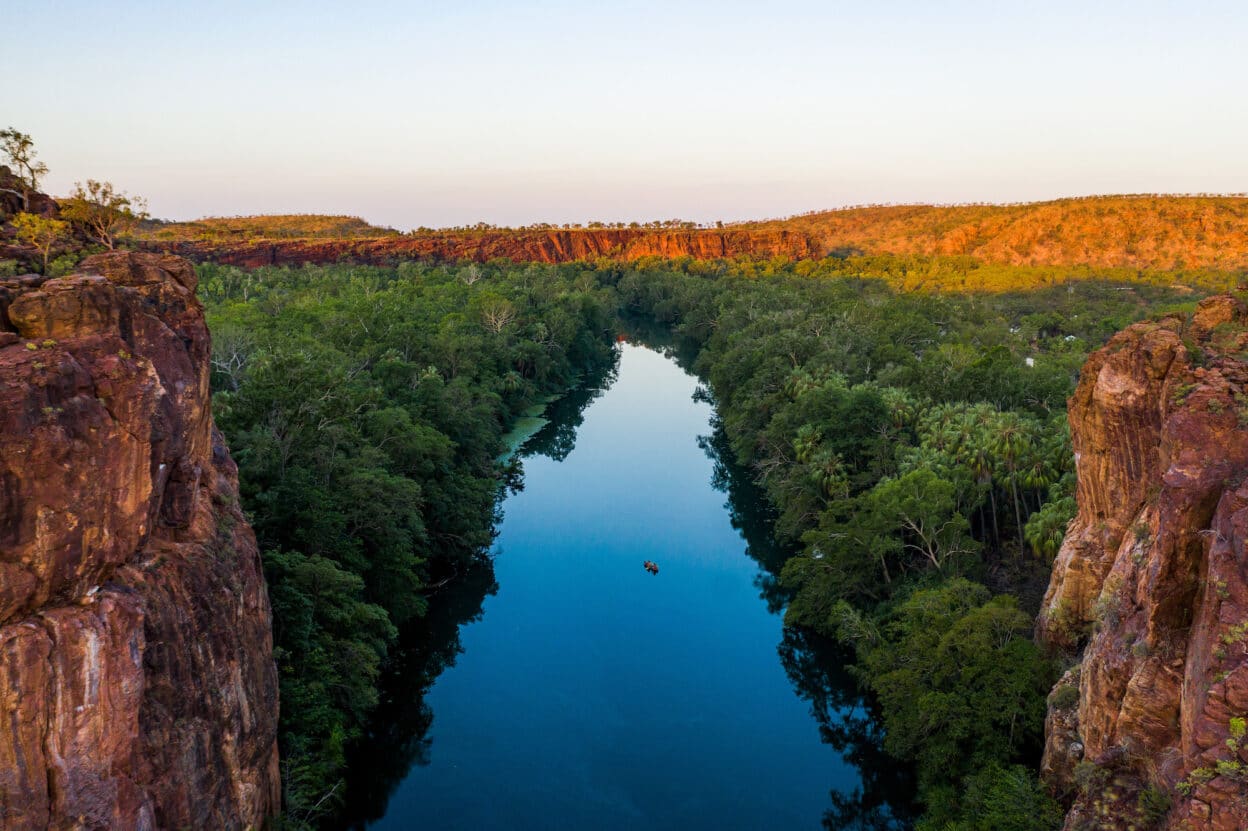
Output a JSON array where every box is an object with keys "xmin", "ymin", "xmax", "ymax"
[
  {"xmin": 0, "ymin": 252, "xmax": 279, "ymax": 829},
  {"xmin": 0, "ymin": 166, "xmax": 58, "ymax": 221},
  {"xmin": 1037, "ymin": 295, "xmax": 1248, "ymax": 830},
  {"xmin": 0, "ymin": 166, "xmax": 62, "ymax": 264}
]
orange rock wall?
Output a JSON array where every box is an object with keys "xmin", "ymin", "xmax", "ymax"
[
  {"xmin": 154, "ymin": 227, "xmax": 818, "ymax": 268},
  {"xmin": 0, "ymin": 253, "xmax": 279, "ymax": 829},
  {"xmin": 1038, "ymin": 296, "xmax": 1248, "ymax": 830},
  {"xmin": 152, "ymin": 196, "xmax": 1248, "ymax": 271}
]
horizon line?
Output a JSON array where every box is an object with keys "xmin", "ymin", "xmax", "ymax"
[{"xmin": 141, "ymin": 190, "xmax": 1248, "ymax": 235}]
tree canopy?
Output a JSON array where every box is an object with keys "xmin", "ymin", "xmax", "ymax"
[
  {"xmin": 0, "ymin": 127, "xmax": 49, "ymax": 199},
  {"xmin": 60, "ymin": 179, "xmax": 148, "ymax": 249}
]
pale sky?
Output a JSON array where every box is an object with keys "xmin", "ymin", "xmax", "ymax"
[{"xmin": 5, "ymin": 1, "xmax": 1246, "ymax": 229}]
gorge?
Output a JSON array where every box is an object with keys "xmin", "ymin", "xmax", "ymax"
[
  {"xmin": 4, "ymin": 4, "xmax": 1245, "ymax": 823},
  {"xmin": 4, "ymin": 208, "xmax": 1248, "ymax": 831}
]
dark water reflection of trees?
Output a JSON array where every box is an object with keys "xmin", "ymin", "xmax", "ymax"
[
  {"xmin": 699, "ymin": 421, "xmax": 918, "ymax": 830},
  {"xmin": 339, "ymin": 359, "xmax": 616, "ymax": 828},
  {"xmin": 519, "ymin": 358, "xmax": 619, "ymax": 463},
  {"xmin": 340, "ymin": 332, "xmax": 915, "ymax": 829},
  {"xmin": 630, "ymin": 322, "xmax": 918, "ymax": 829},
  {"xmin": 340, "ymin": 561, "xmax": 498, "ymax": 829}
]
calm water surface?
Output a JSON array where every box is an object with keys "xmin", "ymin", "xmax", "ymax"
[{"xmin": 345, "ymin": 343, "xmax": 911, "ymax": 830}]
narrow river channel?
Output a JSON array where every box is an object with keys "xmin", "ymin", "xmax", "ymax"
[{"xmin": 343, "ymin": 342, "xmax": 912, "ymax": 830}]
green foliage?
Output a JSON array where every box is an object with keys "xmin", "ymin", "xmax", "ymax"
[
  {"xmin": 11, "ymin": 211, "xmax": 68, "ymax": 270},
  {"xmin": 917, "ymin": 763, "xmax": 1063, "ymax": 831},
  {"xmin": 203, "ymin": 260, "xmax": 616, "ymax": 825},
  {"xmin": 138, "ymin": 213, "xmax": 398, "ymax": 242},
  {"xmin": 1052, "ymin": 684, "xmax": 1080, "ymax": 711},
  {"xmin": 1136, "ymin": 785, "xmax": 1172, "ymax": 824},
  {"xmin": 1179, "ymin": 716, "xmax": 1248, "ymax": 796},
  {"xmin": 60, "ymin": 179, "xmax": 148, "ymax": 249},
  {"xmin": 46, "ymin": 252, "xmax": 82, "ymax": 277},
  {"xmin": 1025, "ymin": 479, "xmax": 1076, "ymax": 561},
  {"xmin": 208, "ymin": 254, "xmax": 1199, "ymax": 826},
  {"xmin": 266, "ymin": 547, "xmax": 395, "ymax": 818},
  {"xmin": 854, "ymin": 580, "xmax": 1055, "ymax": 792},
  {"xmin": 0, "ymin": 127, "xmax": 49, "ymax": 192},
  {"xmin": 1171, "ymin": 382, "xmax": 1198, "ymax": 406},
  {"xmin": 1073, "ymin": 760, "xmax": 1110, "ymax": 795}
]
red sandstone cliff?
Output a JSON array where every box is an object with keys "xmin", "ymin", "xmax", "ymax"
[
  {"xmin": 145, "ymin": 195, "xmax": 1248, "ymax": 271},
  {"xmin": 0, "ymin": 252, "xmax": 279, "ymax": 829},
  {"xmin": 154, "ymin": 226, "xmax": 818, "ymax": 269},
  {"xmin": 1037, "ymin": 296, "xmax": 1248, "ymax": 830}
]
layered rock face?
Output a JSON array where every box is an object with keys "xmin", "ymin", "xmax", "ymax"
[
  {"xmin": 155, "ymin": 226, "xmax": 819, "ymax": 268},
  {"xmin": 1037, "ymin": 296, "xmax": 1248, "ymax": 830},
  {"xmin": 0, "ymin": 253, "xmax": 279, "ymax": 829},
  {"xmin": 149, "ymin": 195, "xmax": 1248, "ymax": 271}
]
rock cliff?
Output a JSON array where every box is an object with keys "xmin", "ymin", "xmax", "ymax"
[
  {"xmin": 147, "ymin": 195, "xmax": 1248, "ymax": 271},
  {"xmin": 0, "ymin": 252, "xmax": 279, "ymax": 829},
  {"xmin": 154, "ymin": 226, "xmax": 818, "ymax": 268},
  {"xmin": 1037, "ymin": 295, "xmax": 1248, "ymax": 830}
]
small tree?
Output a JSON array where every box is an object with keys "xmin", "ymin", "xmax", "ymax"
[
  {"xmin": 478, "ymin": 293, "xmax": 516, "ymax": 334},
  {"xmin": 60, "ymin": 179, "xmax": 148, "ymax": 249},
  {"xmin": 12, "ymin": 212, "xmax": 68, "ymax": 272},
  {"xmin": 460, "ymin": 263, "xmax": 483, "ymax": 285},
  {"xmin": 0, "ymin": 128, "xmax": 49, "ymax": 209}
]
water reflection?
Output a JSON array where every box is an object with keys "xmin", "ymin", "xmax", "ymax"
[
  {"xmin": 629, "ymin": 324, "xmax": 917, "ymax": 828},
  {"xmin": 778, "ymin": 628, "xmax": 916, "ymax": 830},
  {"xmin": 520, "ymin": 358, "xmax": 619, "ymax": 463},
  {"xmin": 340, "ymin": 359, "xmax": 617, "ymax": 828},
  {"xmin": 697, "ymin": 421, "xmax": 917, "ymax": 830},
  {"xmin": 342, "ymin": 562, "xmax": 499, "ymax": 829},
  {"xmin": 697, "ymin": 423, "xmax": 792, "ymax": 614},
  {"xmin": 643, "ymin": 329, "xmax": 918, "ymax": 823},
  {"xmin": 339, "ymin": 340, "xmax": 916, "ymax": 830}
]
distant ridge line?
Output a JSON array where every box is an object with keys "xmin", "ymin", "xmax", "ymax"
[{"xmin": 142, "ymin": 194, "xmax": 1248, "ymax": 272}]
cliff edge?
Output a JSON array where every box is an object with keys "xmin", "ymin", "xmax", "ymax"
[
  {"xmin": 0, "ymin": 252, "xmax": 279, "ymax": 829},
  {"xmin": 148, "ymin": 195, "xmax": 1248, "ymax": 272},
  {"xmin": 1037, "ymin": 295, "xmax": 1248, "ymax": 830}
]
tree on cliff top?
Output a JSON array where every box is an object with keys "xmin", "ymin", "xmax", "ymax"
[
  {"xmin": 0, "ymin": 128, "xmax": 49, "ymax": 209},
  {"xmin": 60, "ymin": 179, "xmax": 149, "ymax": 249},
  {"xmin": 12, "ymin": 212, "xmax": 68, "ymax": 272}
]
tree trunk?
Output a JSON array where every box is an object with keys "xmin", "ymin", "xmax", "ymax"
[
  {"xmin": 989, "ymin": 486, "xmax": 1000, "ymax": 545},
  {"xmin": 1010, "ymin": 477, "xmax": 1025, "ymax": 551}
]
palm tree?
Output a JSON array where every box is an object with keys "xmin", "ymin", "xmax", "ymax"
[{"xmin": 990, "ymin": 411, "xmax": 1034, "ymax": 552}]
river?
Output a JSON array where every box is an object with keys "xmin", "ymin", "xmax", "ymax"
[{"xmin": 342, "ymin": 342, "xmax": 913, "ymax": 830}]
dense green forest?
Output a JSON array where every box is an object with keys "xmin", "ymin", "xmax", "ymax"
[
  {"xmin": 198, "ymin": 261, "xmax": 617, "ymax": 826},
  {"xmin": 201, "ymin": 256, "xmax": 1205, "ymax": 828}
]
